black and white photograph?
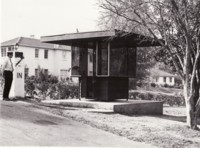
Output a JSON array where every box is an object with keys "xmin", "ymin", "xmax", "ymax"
[{"xmin": 0, "ymin": 0, "xmax": 200, "ymax": 147}]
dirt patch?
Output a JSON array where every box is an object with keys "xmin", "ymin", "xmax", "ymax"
[
  {"xmin": 33, "ymin": 119, "xmax": 57, "ymax": 125},
  {"xmin": 30, "ymin": 103, "xmax": 200, "ymax": 148}
]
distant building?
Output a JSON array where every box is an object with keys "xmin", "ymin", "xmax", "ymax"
[
  {"xmin": 0, "ymin": 37, "xmax": 73, "ymax": 81},
  {"xmin": 151, "ymin": 69, "xmax": 176, "ymax": 86}
]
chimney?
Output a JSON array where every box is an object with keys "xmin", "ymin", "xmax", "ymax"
[
  {"xmin": 76, "ymin": 28, "xmax": 79, "ymax": 33},
  {"xmin": 30, "ymin": 35, "xmax": 35, "ymax": 38}
]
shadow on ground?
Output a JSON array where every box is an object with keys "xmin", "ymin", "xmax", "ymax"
[
  {"xmin": 0, "ymin": 100, "xmax": 72, "ymax": 125},
  {"xmin": 160, "ymin": 115, "xmax": 186, "ymax": 123},
  {"xmin": 159, "ymin": 115, "xmax": 200, "ymax": 125},
  {"xmin": 10, "ymin": 97, "xmax": 78, "ymax": 111},
  {"xmin": 89, "ymin": 111, "xmax": 118, "ymax": 115}
]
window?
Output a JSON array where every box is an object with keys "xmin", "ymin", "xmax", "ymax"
[
  {"xmin": 62, "ymin": 51, "xmax": 67, "ymax": 60},
  {"xmin": 163, "ymin": 77, "xmax": 166, "ymax": 82},
  {"xmin": 128, "ymin": 48, "xmax": 137, "ymax": 77},
  {"xmin": 88, "ymin": 48, "xmax": 93, "ymax": 76},
  {"xmin": 35, "ymin": 69, "xmax": 38, "ymax": 77},
  {"xmin": 60, "ymin": 69, "xmax": 69, "ymax": 80},
  {"xmin": 1, "ymin": 47, "xmax": 6, "ymax": 57},
  {"xmin": 170, "ymin": 77, "xmax": 172, "ymax": 83},
  {"xmin": 89, "ymin": 50, "xmax": 93, "ymax": 62},
  {"xmin": 110, "ymin": 47, "xmax": 127, "ymax": 77},
  {"xmin": 44, "ymin": 50, "xmax": 48, "ymax": 59},
  {"xmin": 8, "ymin": 46, "xmax": 14, "ymax": 51},
  {"xmin": 97, "ymin": 42, "xmax": 108, "ymax": 75},
  {"xmin": 25, "ymin": 68, "xmax": 29, "ymax": 79},
  {"xmin": 35, "ymin": 49, "xmax": 39, "ymax": 58},
  {"xmin": 72, "ymin": 46, "xmax": 81, "ymax": 76}
]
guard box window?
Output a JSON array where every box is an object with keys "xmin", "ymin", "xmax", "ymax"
[
  {"xmin": 97, "ymin": 42, "xmax": 108, "ymax": 76},
  {"xmin": 71, "ymin": 46, "xmax": 81, "ymax": 76}
]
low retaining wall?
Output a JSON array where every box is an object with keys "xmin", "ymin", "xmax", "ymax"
[
  {"xmin": 114, "ymin": 101, "xmax": 163, "ymax": 115},
  {"xmin": 43, "ymin": 99, "xmax": 163, "ymax": 115}
]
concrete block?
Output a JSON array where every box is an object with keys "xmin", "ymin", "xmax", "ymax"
[{"xmin": 114, "ymin": 101, "xmax": 163, "ymax": 115}]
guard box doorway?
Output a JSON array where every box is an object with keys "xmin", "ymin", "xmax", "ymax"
[{"xmin": 41, "ymin": 30, "xmax": 159, "ymax": 101}]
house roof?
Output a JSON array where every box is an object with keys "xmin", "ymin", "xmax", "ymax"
[
  {"xmin": 41, "ymin": 30, "xmax": 161, "ymax": 47},
  {"xmin": 1, "ymin": 37, "xmax": 70, "ymax": 50},
  {"xmin": 151, "ymin": 69, "xmax": 176, "ymax": 77}
]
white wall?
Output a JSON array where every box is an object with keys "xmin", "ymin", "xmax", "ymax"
[
  {"xmin": 54, "ymin": 48, "xmax": 71, "ymax": 78},
  {"xmin": 155, "ymin": 76, "xmax": 175, "ymax": 86},
  {"xmin": 1, "ymin": 45, "xmax": 79, "ymax": 83},
  {"xmin": 1, "ymin": 46, "xmax": 72, "ymax": 78}
]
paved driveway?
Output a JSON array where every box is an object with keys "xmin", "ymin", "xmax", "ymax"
[{"xmin": 0, "ymin": 100, "xmax": 155, "ymax": 147}]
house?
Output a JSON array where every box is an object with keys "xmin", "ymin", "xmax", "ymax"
[
  {"xmin": 0, "ymin": 37, "xmax": 74, "ymax": 81},
  {"xmin": 151, "ymin": 69, "xmax": 176, "ymax": 86}
]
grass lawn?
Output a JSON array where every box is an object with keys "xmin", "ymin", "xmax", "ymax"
[
  {"xmin": 136, "ymin": 86, "xmax": 183, "ymax": 95},
  {"xmin": 32, "ymin": 101, "xmax": 200, "ymax": 148}
]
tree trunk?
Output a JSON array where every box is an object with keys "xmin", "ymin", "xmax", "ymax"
[
  {"xmin": 184, "ymin": 84, "xmax": 198, "ymax": 129},
  {"xmin": 185, "ymin": 99, "xmax": 198, "ymax": 129}
]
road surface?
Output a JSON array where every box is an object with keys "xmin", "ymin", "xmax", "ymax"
[{"xmin": 0, "ymin": 100, "xmax": 155, "ymax": 147}]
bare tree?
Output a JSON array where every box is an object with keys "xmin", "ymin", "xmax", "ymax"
[{"xmin": 98, "ymin": 0, "xmax": 200, "ymax": 129}]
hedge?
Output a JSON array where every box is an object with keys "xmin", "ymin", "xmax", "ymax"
[
  {"xmin": 129, "ymin": 91, "xmax": 185, "ymax": 106},
  {"xmin": 25, "ymin": 69, "xmax": 79, "ymax": 100}
]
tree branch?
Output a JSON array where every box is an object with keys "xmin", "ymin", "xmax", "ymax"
[
  {"xmin": 101, "ymin": 0, "xmax": 143, "ymax": 25},
  {"xmin": 190, "ymin": 49, "xmax": 200, "ymax": 94},
  {"xmin": 133, "ymin": 9, "xmax": 184, "ymax": 79}
]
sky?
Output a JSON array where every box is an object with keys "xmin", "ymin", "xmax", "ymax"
[{"xmin": 0, "ymin": 0, "xmax": 101, "ymax": 42}]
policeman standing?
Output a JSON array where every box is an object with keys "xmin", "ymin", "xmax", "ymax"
[{"xmin": 2, "ymin": 52, "xmax": 14, "ymax": 101}]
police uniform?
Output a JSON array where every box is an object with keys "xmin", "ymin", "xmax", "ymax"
[{"xmin": 2, "ymin": 56, "xmax": 14, "ymax": 100}]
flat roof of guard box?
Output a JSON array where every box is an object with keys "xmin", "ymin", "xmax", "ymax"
[{"xmin": 41, "ymin": 30, "xmax": 161, "ymax": 47}]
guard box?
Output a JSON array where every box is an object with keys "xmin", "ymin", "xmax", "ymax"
[
  {"xmin": 9, "ymin": 51, "xmax": 25, "ymax": 98},
  {"xmin": 41, "ymin": 30, "xmax": 159, "ymax": 101}
]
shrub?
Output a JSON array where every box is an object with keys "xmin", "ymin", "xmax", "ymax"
[
  {"xmin": 36, "ymin": 81, "xmax": 50, "ymax": 99},
  {"xmin": 48, "ymin": 82, "xmax": 79, "ymax": 100},
  {"xmin": 25, "ymin": 76, "xmax": 35, "ymax": 97},
  {"xmin": 174, "ymin": 83, "xmax": 183, "ymax": 89},
  {"xmin": 129, "ymin": 91, "xmax": 185, "ymax": 106},
  {"xmin": 68, "ymin": 84, "xmax": 79, "ymax": 98},
  {"xmin": 33, "ymin": 69, "xmax": 59, "ymax": 100},
  {"xmin": 136, "ymin": 93, "xmax": 147, "ymax": 100},
  {"xmin": 56, "ymin": 82, "xmax": 71, "ymax": 99},
  {"xmin": 129, "ymin": 78, "xmax": 137, "ymax": 89},
  {"xmin": 163, "ymin": 84, "xmax": 169, "ymax": 88},
  {"xmin": 151, "ymin": 83, "xmax": 156, "ymax": 87},
  {"xmin": 25, "ymin": 68, "xmax": 79, "ymax": 100},
  {"xmin": 167, "ymin": 85, "xmax": 173, "ymax": 88},
  {"xmin": 137, "ymin": 82, "xmax": 142, "ymax": 87}
]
